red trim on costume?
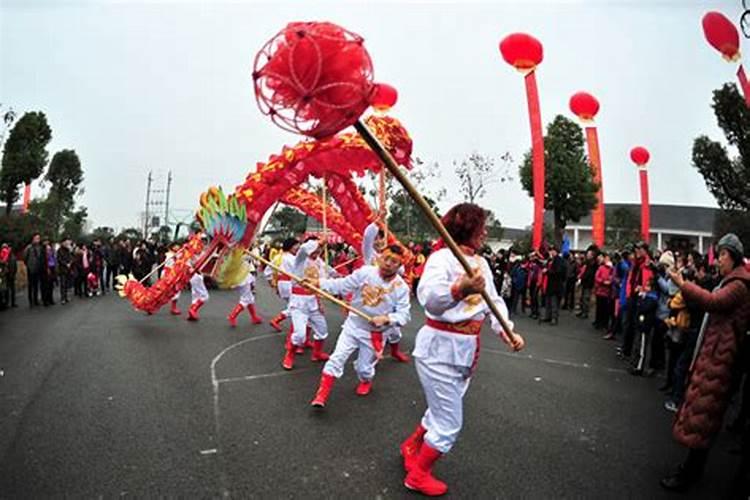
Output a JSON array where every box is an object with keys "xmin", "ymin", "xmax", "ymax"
[
  {"xmin": 292, "ymin": 286, "xmax": 314, "ymax": 295},
  {"xmin": 277, "ymin": 275, "xmax": 292, "ymax": 282},
  {"xmin": 425, "ymin": 318, "xmax": 483, "ymax": 335}
]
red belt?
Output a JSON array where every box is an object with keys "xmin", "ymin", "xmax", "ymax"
[
  {"xmin": 292, "ymin": 286, "xmax": 314, "ymax": 296},
  {"xmin": 425, "ymin": 318, "xmax": 483, "ymax": 335},
  {"xmin": 277, "ymin": 275, "xmax": 291, "ymax": 282}
]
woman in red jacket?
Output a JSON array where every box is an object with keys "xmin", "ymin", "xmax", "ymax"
[
  {"xmin": 661, "ymin": 234, "xmax": 750, "ymax": 493},
  {"xmin": 593, "ymin": 253, "xmax": 614, "ymax": 330}
]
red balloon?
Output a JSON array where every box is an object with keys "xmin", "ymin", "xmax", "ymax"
[
  {"xmin": 370, "ymin": 83, "xmax": 398, "ymax": 111},
  {"xmin": 569, "ymin": 92, "xmax": 600, "ymax": 121},
  {"xmin": 499, "ymin": 33, "xmax": 543, "ymax": 70},
  {"xmin": 630, "ymin": 146, "xmax": 650, "ymax": 166},
  {"xmin": 702, "ymin": 12, "xmax": 740, "ymax": 61}
]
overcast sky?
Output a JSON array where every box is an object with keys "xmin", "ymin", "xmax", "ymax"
[{"xmin": 0, "ymin": 0, "xmax": 743, "ymax": 232}]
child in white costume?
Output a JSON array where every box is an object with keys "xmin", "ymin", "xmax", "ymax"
[
  {"xmin": 227, "ymin": 262, "xmax": 263, "ymax": 327},
  {"xmin": 399, "ymin": 203, "xmax": 524, "ymax": 497},
  {"xmin": 186, "ymin": 271, "xmax": 209, "ymax": 321},
  {"xmin": 362, "ymin": 222, "xmax": 410, "ymax": 362},
  {"xmin": 281, "ymin": 237, "xmax": 338, "ymax": 370},
  {"xmin": 309, "ymin": 244, "xmax": 411, "ymax": 407},
  {"xmin": 164, "ymin": 244, "xmax": 182, "ymax": 315},
  {"xmin": 269, "ymin": 238, "xmax": 299, "ymax": 333}
]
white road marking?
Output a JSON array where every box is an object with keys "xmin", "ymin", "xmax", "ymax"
[{"xmin": 483, "ymin": 347, "xmax": 627, "ymax": 374}]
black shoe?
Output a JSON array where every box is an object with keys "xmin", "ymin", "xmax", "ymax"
[
  {"xmin": 628, "ymin": 367, "xmax": 643, "ymax": 376},
  {"xmin": 660, "ymin": 465, "xmax": 699, "ymax": 492},
  {"xmin": 541, "ymin": 318, "xmax": 551, "ymax": 323},
  {"xmin": 658, "ymin": 382, "xmax": 672, "ymax": 392}
]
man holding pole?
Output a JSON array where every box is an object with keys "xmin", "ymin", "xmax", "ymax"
[
  {"xmin": 309, "ymin": 244, "xmax": 411, "ymax": 407},
  {"xmin": 269, "ymin": 238, "xmax": 300, "ymax": 332},
  {"xmin": 362, "ymin": 221, "xmax": 411, "ymax": 363}
]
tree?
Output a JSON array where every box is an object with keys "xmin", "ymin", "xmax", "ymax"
[
  {"xmin": 269, "ymin": 206, "xmax": 307, "ymax": 237},
  {"xmin": 0, "ymin": 104, "xmax": 17, "ymax": 148},
  {"xmin": 40, "ymin": 149, "xmax": 84, "ymax": 238},
  {"xmin": 692, "ymin": 83, "xmax": 750, "ymax": 211},
  {"xmin": 387, "ymin": 192, "xmax": 440, "ymax": 242},
  {"xmin": 118, "ymin": 227, "xmax": 143, "ymax": 242},
  {"xmin": 454, "ymin": 152, "xmax": 512, "ymax": 203},
  {"xmin": 520, "ymin": 115, "xmax": 598, "ymax": 247},
  {"xmin": 714, "ymin": 209, "xmax": 750, "ymax": 255},
  {"xmin": 90, "ymin": 226, "xmax": 115, "ymax": 242},
  {"xmin": 0, "ymin": 111, "xmax": 52, "ymax": 214},
  {"xmin": 486, "ymin": 209, "xmax": 504, "ymax": 240},
  {"xmin": 0, "ymin": 212, "xmax": 48, "ymax": 251},
  {"xmin": 61, "ymin": 207, "xmax": 88, "ymax": 241},
  {"xmin": 605, "ymin": 206, "xmax": 640, "ymax": 249}
]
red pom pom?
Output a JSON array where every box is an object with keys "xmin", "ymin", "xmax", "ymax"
[
  {"xmin": 253, "ymin": 21, "xmax": 375, "ymax": 139},
  {"xmin": 370, "ymin": 82, "xmax": 398, "ymax": 111}
]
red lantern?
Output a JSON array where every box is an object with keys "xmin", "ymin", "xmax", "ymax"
[
  {"xmin": 370, "ymin": 83, "xmax": 398, "ymax": 112},
  {"xmin": 630, "ymin": 146, "xmax": 650, "ymax": 166},
  {"xmin": 569, "ymin": 92, "xmax": 600, "ymax": 121},
  {"xmin": 499, "ymin": 33, "xmax": 544, "ymax": 71},
  {"xmin": 702, "ymin": 12, "xmax": 740, "ymax": 62}
]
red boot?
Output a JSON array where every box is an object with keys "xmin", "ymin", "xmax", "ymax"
[
  {"xmin": 355, "ymin": 380, "xmax": 372, "ymax": 396},
  {"xmin": 227, "ymin": 304, "xmax": 243, "ymax": 327},
  {"xmin": 404, "ymin": 443, "xmax": 448, "ymax": 496},
  {"xmin": 304, "ymin": 327, "xmax": 314, "ymax": 350},
  {"xmin": 282, "ymin": 344, "xmax": 296, "ymax": 370},
  {"xmin": 310, "ymin": 373, "xmax": 336, "ymax": 407},
  {"xmin": 247, "ymin": 304, "xmax": 263, "ymax": 324},
  {"xmin": 311, "ymin": 339, "xmax": 330, "ymax": 362},
  {"xmin": 170, "ymin": 300, "xmax": 181, "ymax": 316},
  {"xmin": 400, "ymin": 425, "xmax": 427, "ymax": 472},
  {"xmin": 187, "ymin": 300, "xmax": 205, "ymax": 321},
  {"xmin": 270, "ymin": 313, "xmax": 286, "ymax": 332},
  {"xmin": 390, "ymin": 342, "xmax": 411, "ymax": 363}
]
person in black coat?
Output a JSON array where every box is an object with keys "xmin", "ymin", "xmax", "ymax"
[
  {"xmin": 23, "ymin": 233, "xmax": 44, "ymax": 307},
  {"xmin": 543, "ymin": 246, "xmax": 565, "ymax": 325},
  {"xmin": 56, "ymin": 239, "xmax": 73, "ymax": 304}
]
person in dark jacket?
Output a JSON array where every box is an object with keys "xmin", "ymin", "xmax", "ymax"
[
  {"xmin": 1, "ymin": 243, "xmax": 18, "ymax": 308},
  {"xmin": 509, "ymin": 258, "xmax": 527, "ymax": 316},
  {"xmin": 542, "ymin": 246, "xmax": 565, "ymax": 325},
  {"xmin": 660, "ymin": 233, "xmax": 750, "ymax": 493},
  {"xmin": 23, "ymin": 233, "xmax": 44, "ymax": 307},
  {"xmin": 40, "ymin": 239, "xmax": 56, "ymax": 306},
  {"xmin": 576, "ymin": 249, "xmax": 598, "ymax": 319},
  {"xmin": 56, "ymin": 239, "xmax": 73, "ymax": 304},
  {"xmin": 562, "ymin": 252, "xmax": 578, "ymax": 310}
]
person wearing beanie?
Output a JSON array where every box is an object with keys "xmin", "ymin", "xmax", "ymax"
[{"xmin": 661, "ymin": 233, "xmax": 750, "ymax": 494}]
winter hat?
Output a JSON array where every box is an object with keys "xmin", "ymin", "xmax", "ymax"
[
  {"xmin": 658, "ymin": 250, "xmax": 676, "ymax": 271},
  {"xmin": 716, "ymin": 233, "xmax": 744, "ymax": 265}
]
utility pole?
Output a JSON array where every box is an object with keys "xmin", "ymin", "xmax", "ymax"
[
  {"xmin": 144, "ymin": 171, "xmax": 152, "ymax": 237},
  {"xmin": 164, "ymin": 170, "xmax": 172, "ymax": 228}
]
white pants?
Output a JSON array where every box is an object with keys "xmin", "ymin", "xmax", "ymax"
[
  {"xmin": 415, "ymin": 358, "xmax": 472, "ymax": 454},
  {"xmin": 290, "ymin": 307, "xmax": 328, "ymax": 345},
  {"xmin": 322, "ymin": 322, "xmax": 379, "ymax": 382},
  {"xmin": 190, "ymin": 274, "xmax": 209, "ymax": 304},
  {"xmin": 385, "ymin": 326, "xmax": 402, "ymax": 344},
  {"xmin": 237, "ymin": 282, "xmax": 255, "ymax": 306},
  {"xmin": 172, "ymin": 291, "xmax": 181, "ymax": 301}
]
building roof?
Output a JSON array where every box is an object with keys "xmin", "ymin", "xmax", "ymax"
[{"xmin": 545, "ymin": 203, "xmax": 718, "ymax": 233}]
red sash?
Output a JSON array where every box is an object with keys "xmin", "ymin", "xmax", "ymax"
[{"xmin": 425, "ymin": 318, "xmax": 483, "ymax": 335}]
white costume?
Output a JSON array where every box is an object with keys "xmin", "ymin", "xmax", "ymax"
[
  {"xmin": 164, "ymin": 251, "xmax": 181, "ymax": 301},
  {"xmin": 237, "ymin": 272, "xmax": 256, "ymax": 306},
  {"xmin": 288, "ymin": 240, "xmax": 336, "ymax": 347},
  {"xmin": 413, "ymin": 248, "xmax": 513, "ymax": 453},
  {"xmin": 362, "ymin": 222, "xmax": 404, "ymax": 345},
  {"xmin": 319, "ymin": 265, "xmax": 411, "ymax": 382},
  {"xmin": 190, "ymin": 273, "xmax": 209, "ymax": 304}
]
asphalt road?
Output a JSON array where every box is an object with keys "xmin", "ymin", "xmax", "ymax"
[{"xmin": 0, "ymin": 279, "xmax": 743, "ymax": 498}]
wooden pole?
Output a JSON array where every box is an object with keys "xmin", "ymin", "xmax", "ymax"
[
  {"xmin": 354, "ymin": 119, "xmax": 519, "ymax": 347},
  {"xmin": 248, "ymin": 251, "xmax": 373, "ymax": 322},
  {"xmin": 379, "ymin": 168, "xmax": 388, "ymax": 241}
]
